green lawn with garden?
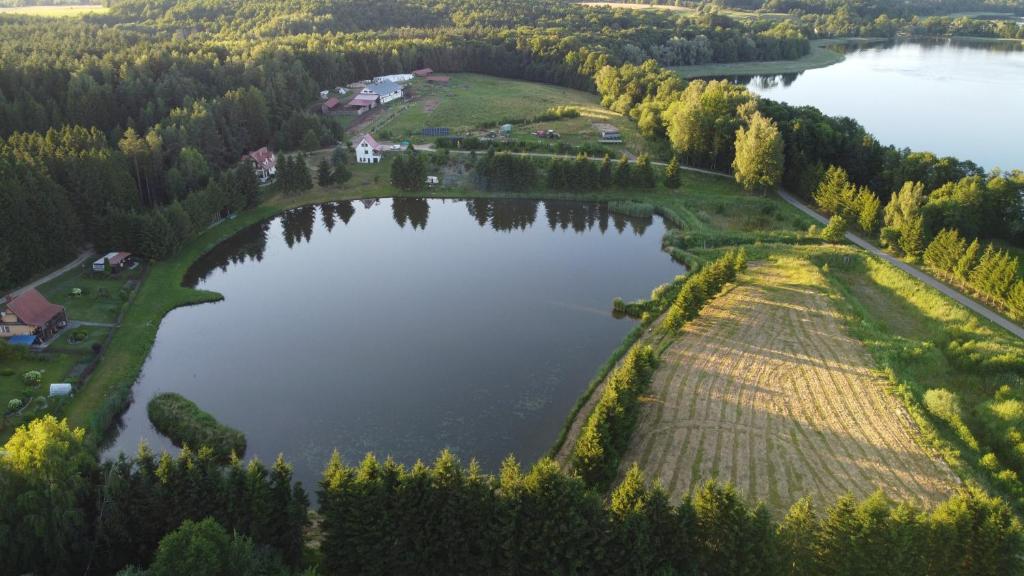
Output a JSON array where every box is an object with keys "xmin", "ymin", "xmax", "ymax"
[
  {"xmin": 37, "ymin": 265, "xmax": 141, "ymax": 324},
  {"xmin": 374, "ymin": 74, "xmax": 645, "ymax": 154}
]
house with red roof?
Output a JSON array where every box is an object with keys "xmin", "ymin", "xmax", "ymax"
[
  {"xmin": 355, "ymin": 133, "xmax": 384, "ymax": 164},
  {"xmin": 1, "ymin": 288, "xmax": 68, "ymax": 343},
  {"xmin": 242, "ymin": 147, "xmax": 277, "ymax": 182},
  {"xmin": 346, "ymin": 94, "xmax": 379, "ymax": 115},
  {"xmin": 321, "ymin": 97, "xmax": 342, "ymax": 115}
]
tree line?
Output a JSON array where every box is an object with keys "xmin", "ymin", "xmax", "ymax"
[{"xmin": 3, "ymin": 411, "xmax": 1022, "ymax": 574}]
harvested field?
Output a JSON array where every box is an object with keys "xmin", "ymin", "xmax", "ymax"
[{"xmin": 621, "ymin": 257, "xmax": 959, "ymax": 512}]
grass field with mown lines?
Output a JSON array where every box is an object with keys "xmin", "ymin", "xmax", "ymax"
[{"xmin": 620, "ymin": 257, "xmax": 960, "ymax": 512}]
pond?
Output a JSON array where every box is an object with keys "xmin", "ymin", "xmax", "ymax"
[
  {"xmin": 728, "ymin": 39, "xmax": 1024, "ymax": 172},
  {"xmin": 103, "ymin": 198, "xmax": 681, "ymax": 490}
]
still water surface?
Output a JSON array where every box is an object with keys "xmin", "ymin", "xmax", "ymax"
[
  {"xmin": 734, "ymin": 39, "xmax": 1024, "ymax": 171},
  {"xmin": 104, "ymin": 198, "xmax": 680, "ymax": 490}
]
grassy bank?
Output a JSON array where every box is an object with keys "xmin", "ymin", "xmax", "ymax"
[
  {"xmin": 672, "ymin": 41, "xmax": 845, "ymax": 78},
  {"xmin": 147, "ymin": 393, "xmax": 246, "ymax": 460}
]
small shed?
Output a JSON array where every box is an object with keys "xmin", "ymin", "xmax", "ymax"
[
  {"xmin": 93, "ymin": 251, "xmax": 131, "ymax": 273},
  {"xmin": 499, "ymin": 124, "xmax": 513, "ymax": 135},
  {"xmin": 320, "ymin": 90, "xmax": 330, "ymax": 100},
  {"xmin": 7, "ymin": 335, "xmax": 36, "ymax": 346},
  {"xmin": 426, "ymin": 175, "xmax": 440, "ymax": 186},
  {"xmin": 49, "ymin": 383, "xmax": 73, "ymax": 397},
  {"xmin": 335, "ymin": 87, "xmax": 348, "ymax": 95}
]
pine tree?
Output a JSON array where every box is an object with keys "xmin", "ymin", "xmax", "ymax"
[
  {"xmin": 777, "ymin": 498, "xmax": 819, "ymax": 575},
  {"xmin": 814, "ymin": 165, "xmax": 851, "ymax": 215},
  {"xmin": 634, "ymin": 154, "xmax": 656, "ymax": 188},
  {"xmin": 317, "ymin": 158, "xmax": 333, "ymax": 187},
  {"xmin": 614, "ymin": 155, "xmax": 631, "ymax": 187},
  {"xmin": 955, "ymin": 238, "xmax": 981, "ymax": 281},
  {"xmin": 598, "ymin": 154, "xmax": 613, "ymax": 188},
  {"xmin": 664, "ymin": 155, "xmax": 681, "ymax": 189},
  {"xmin": 296, "ymin": 154, "xmax": 313, "ymax": 190}
]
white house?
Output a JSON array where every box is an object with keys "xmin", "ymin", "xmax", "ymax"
[
  {"xmin": 372, "ymin": 73, "xmax": 414, "ymax": 84},
  {"xmin": 361, "ymin": 80, "xmax": 404, "ymax": 104},
  {"xmin": 355, "ymin": 133, "xmax": 384, "ymax": 164}
]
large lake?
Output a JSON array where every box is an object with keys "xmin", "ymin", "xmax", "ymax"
[
  {"xmin": 735, "ymin": 39, "xmax": 1024, "ymax": 172},
  {"xmin": 103, "ymin": 198, "xmax": 680, "ymax": 490}
]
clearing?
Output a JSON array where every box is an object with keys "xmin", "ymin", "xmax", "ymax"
[
  {"xmin": 374, "ymin": 73, "xmax": 645, "ymax": 154},
  {"xmin": 620, "ymin": 256, "xmax": 958, "ymax": 511}
]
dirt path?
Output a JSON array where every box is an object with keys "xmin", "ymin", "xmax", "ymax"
[
  {"xmin": 4, "ymin": 250, "xmax": 92, "ymax": 300},
  {"xmin": 618, "ymin": 259, "xmax": 959, "ymax": 512}
]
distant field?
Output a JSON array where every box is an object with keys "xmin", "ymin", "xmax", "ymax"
[
  {"xmin": 373, "ymin": 74, "xmax": 645, "ymax": 154},
  {"xmin": 620, "ymin": 256, "xmax": 958, "ymax": 512},
  {"xmin": 672, "ymin": 41, "xmax": 845, "ymax": 79},
  {"xmin": 0, "ymin": 4, "xmax": 108, "ymax": 16},
  {"xmin": 581, "ymin": 1, "xmax": 793, "ymax": 21}
]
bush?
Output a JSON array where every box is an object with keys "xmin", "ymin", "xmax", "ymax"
[
  {"xmin": 23, "ymin": 370, "xmax": 42, "ymax": 386},
  {"xmin": 821, "ymin": 214, "xmax": 848, "ymax": 243},
  {"xmin": 147, "ymin": 393, "xmax": 246, "ymax": 461},
  {"xmin": 7, "ymin": 398, "xmax": 23, "ymax": 412}
]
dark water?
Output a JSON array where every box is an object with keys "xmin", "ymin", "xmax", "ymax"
[
  {"xmin": 103, "ymin": 198, "xmax": 681, "ymax": 491},
  {"xmin": 727, "ymin": 39, "xmax": 1024, "ymax": 171}
]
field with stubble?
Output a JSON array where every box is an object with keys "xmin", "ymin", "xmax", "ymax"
[{"xmin": 620, "ymin": 257, "xmax": 959, "ymax": 512}]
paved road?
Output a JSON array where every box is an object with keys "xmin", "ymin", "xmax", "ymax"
[
  {"xmin": 4, "ymin": 250, "xmax": 92, "ymax": 300},
  {"xmin": 776, "ymin": 189, "xmax": 1024, "ymax": 340}
]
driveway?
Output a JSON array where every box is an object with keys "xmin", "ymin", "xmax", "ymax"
[{"xmin": 4, "ymin": 250, "xmax": 92, "ymax": 300}]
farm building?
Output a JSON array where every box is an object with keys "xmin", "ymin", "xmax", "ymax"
[
  {"xmin": 347, "ymin": 94, "xmax": 379, "ymax": 115},
  {"xmin": 242, "ymin": 147, "xmax": 277, "ymax": 182},
  {"xmin": 321, "ymin": 97, "xmax": 342, "ymax": 114},
  {"xmin": 49, "ymin": 383, "xmax": 73, "ymax": 397},
  {"xmin": 361, "ymin": 81, "xmax": 404, "ymax": 104},
  {"xmin": 595, "ymin": 123, "xmax": 622, "ymax": 143},
  {"xmin": 372, "ymin": 73, "xmax": 414, "ymax": 84},
  {"xmin": 426, "ymin": 75, "xmax": 450, "ymax": 84},
  {"xmin": 413, "ymin": 68, "xmax": 433, "ymax": 77},
  {"xmin": 355, "ymin": 133, "xmax": 384, "ymax": 164},
  {"xmin": 92, "ymin": 251, "xmax": 132, "ymax": 273},
  {"xmin": 1, "ymin": 288, "xmax": 68, "ymax": 342}
]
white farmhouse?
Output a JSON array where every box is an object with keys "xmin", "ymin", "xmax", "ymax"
[
  {"xmin": 361, "ymin": 80, "xmax": 404, "ymax": 104},
  {"xmin": 355, "ymin": 133, "xmax": 384, "ymax": 164},
  {"xmin": 372, "ymin": 73, "xmax": 414, "ymax": 84}
]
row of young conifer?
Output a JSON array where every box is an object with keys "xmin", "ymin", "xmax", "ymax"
[{"xmin": 923, "ymin": 228, "xmax": 1024, "ymax": 320}]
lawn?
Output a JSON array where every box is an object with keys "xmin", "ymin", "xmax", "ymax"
[
  {"xmin": 0, "ymin": 4, "xmax": 108, "ymax": 16},
  {"xmin": 37, "ymin": 265, "xmax": 141, "ymax": 324},
  {"xmin": 0, "ymin": 351, "xmax": 83, "ymax": 439},
  {"xmin": 373, "ymin": 74, "xmax": 646, "ymax": 154},
  {"xmin": 672, "ymin": 41, "xmax": 845, "ymax": 79}
]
